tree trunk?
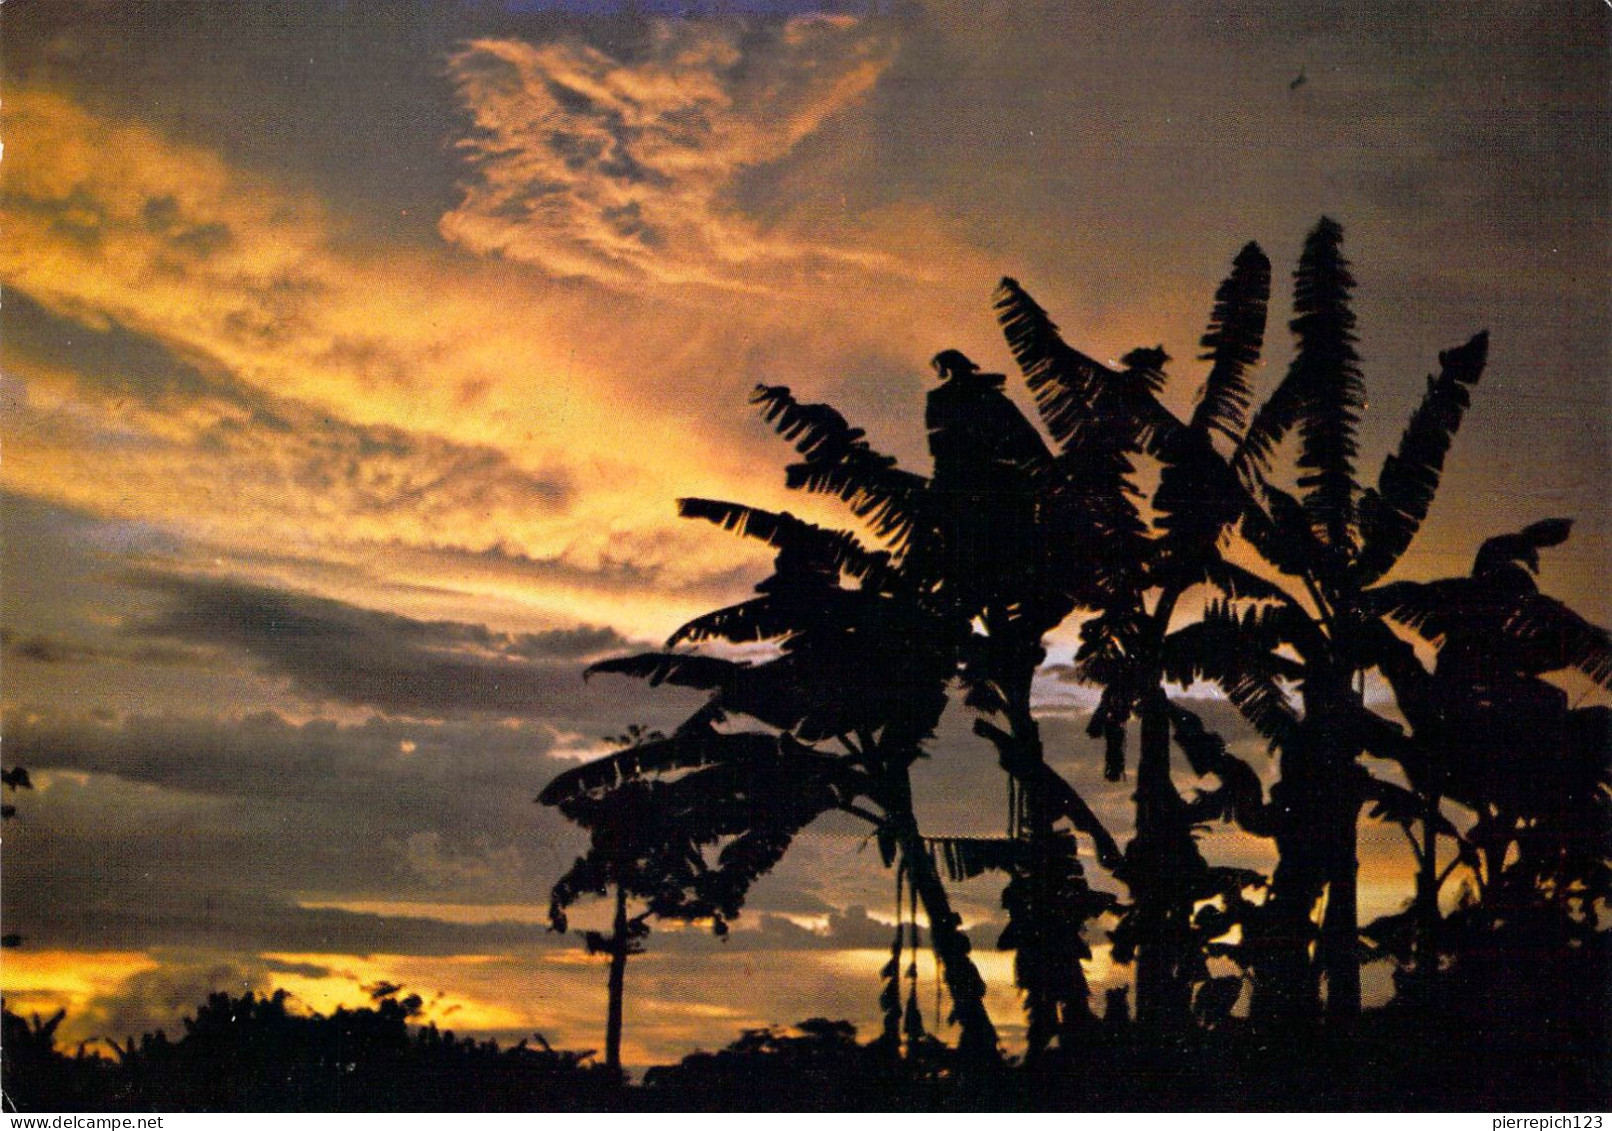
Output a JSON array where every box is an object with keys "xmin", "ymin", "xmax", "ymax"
[
  {"xmin": 1411, "ymin": 787, "xmax": 1442, "ymax": 994},
  {"xmin": 1252, "ymin": 851, "xmax": 1324, "ymax": 1022},
  {"xmin": 1003, "ymin": 678, "xmax": 1073, "ymax": 1061},
  {"xmin": 1320, "ymin": 773, "xmax": 1362, "ymax": 1025},
  {"xmin": 1313, "ymin": 667, "xmax": 1363, "ymax": 1027},
  {"xmin": 1254, "ymin": 668, "xmax": 1368, "ymax": 1027},
  {"xmin": 1315, "ymin": 663, "xmax": 1366, "ymax": 1031},
  {"xmin": 604, "ymin": 883, "xmax": 628, "ymax": 1079},
  {"xmin": 1017, "ymin": 699, "xmax": 1058, "ymax": 1057},
  {"xmin": 886, "ymin": 807, "xmax": 1001, "ymax": 1066},
  {"xmin": 1250, "ymin": 732, "xmax": 1326, "ymax": 1024},
  {"xmin": 1131, "ymin": 690, "xmax": 1196, "ymax": 1031},
  {"xmin": 975, "ymin": 681, "xmax": 1116, "ymax": 1058}
]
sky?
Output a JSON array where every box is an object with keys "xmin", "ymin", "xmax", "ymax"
[{"xmin": 2, "ymin": 0, "xmax": 1607, "ymax": 1067}]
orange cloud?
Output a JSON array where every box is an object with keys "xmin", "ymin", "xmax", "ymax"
[
  {"xmin": 441, "ymin": 15, "xmax": 896, "ymax": 291},
  {"xmin": 0, "ymin": 79, "xmax": 1049, "ymax": 646},
  {"xmin": 0, "ymin": 89, "xmax": 794, "ymax": 638}
]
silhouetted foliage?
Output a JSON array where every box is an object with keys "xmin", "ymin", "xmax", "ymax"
[
  {"xmin": 544, "ymin": 446, "xmax": 1005, "ymax": 1062},
  {"xmin": 2, "ymin": 990, "xmax": 611, "ymax": 1112},
  {"xmin": 539, "ymin": 216, "xmax": 1610, "ymax": 1099},
  {"xmin": 544, "ymin": 725, "xmax": 667, "ymax": 1077},
  {"xmin": 995, "ymin": 241, "xmax": 1278, "ymax": 1034},
  {"xmin": 1364, "ymin": 519, "xmax": 1612, "ymax": 1001},
  {"xmin": 8, "ymin": 941, "xmax": 1608, "ymax": 1113},
  {"xmin": 1061, "ymin": 217, "xmax": 1498, "ymax": 1026}
]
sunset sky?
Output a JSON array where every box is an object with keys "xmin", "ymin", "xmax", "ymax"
[{"xmin": 2, "ymin": 0, "xmax": 1606, "ymax": 1067}]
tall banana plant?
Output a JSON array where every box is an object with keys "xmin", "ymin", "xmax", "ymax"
[
  {"xmin": 996, "ymin": 218, "xmax": 1494, "ymax": 1027},
  {"xmin": 922, "ymin": 349, "xmax": 1134, "ymax": 1056},
  {"xmin": 543, "ymin": 492, "xmax": 1003, "ymax": 1065},
  {"xmin": 1183, "ymin": 217, "xmax": 1490, "ymax": 1023},
  {"xmin": 994, "ymin": 243, "xmax": 1290, "ymax": 1031},
  {"xmin": 751, "ymin": 376, "xmax": 1127, "ymax": 1059}
]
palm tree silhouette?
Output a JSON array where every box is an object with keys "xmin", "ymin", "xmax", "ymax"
[
  {"xmin": 748, "ymin": 379, "xmax": 1129, "ymax": 1059},
  {"xmin": 921, "ymin": 348, "xmax": 1133, "ymax": 1056},
  {"xmin": 997, "ymin": 218, "xmax": 1491, "ymax": 1026},
  {"xmin": 991, "ymin": 242, "xmax": 1277, "ymax": 1032},
  {"xmin": 547, "ymin": 489, "xmax": 1004, "ymax": 1065},
  {"xmin": 1197, "ymin": 217, "xmax": 1489, "ymax": 1023}
]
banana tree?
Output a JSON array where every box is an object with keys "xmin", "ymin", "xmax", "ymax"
[
  {"xmin": 998, "ymin": 218, "xmax": 1493, "ymax": 1026},
  {"xmin": 547, "ymin": 493, "xmax": 1004, "ymax": 1065},
  {"xmin": 749, "ymin": 377, "xmax": 1127, "ymax": 1058},
  {"xmin": 991, "ymin": 242, "xmax": 1281, "ymax": 1031},
  {"xmin": 1365, "ymin": 518, "xmax": 1612, "ymax": 977},
  {"xmin": 1193, "ymin": 217, "xmax": 1490, "ymax": 1023}
]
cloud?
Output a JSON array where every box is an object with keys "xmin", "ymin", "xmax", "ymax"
[
  {"xmin": 124, "ymin": 570, "xmax": 630, "ymax": 719},
  {"xmin": 441, "ymin": 15, "xmax": 895, "ymax": 290},
  {"xmin": 78, "ymin": 961, "xmax": 272, "ymax": 1043},
  {"xmin": 0, "ymin": 86, "xmax": 910, "ymax": 643},
  {"xmin": 262, "ymin": 957, "xmax": 333, "ymax": 980},
  {"xmin": 2, "ymin": 710, "xmax": 589, "ymax": 915},
  {"xmin": 1, "ymin": 628, "xmax": 199, "ymax": 668},
  {"xmin": 3, "ymin": 289, "xmax": 576, "ymax": 554}
]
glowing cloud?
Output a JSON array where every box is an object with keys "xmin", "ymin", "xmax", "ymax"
[{"xmin": 441, "ymin": 15, "xmax": 895, "ymax": 290}]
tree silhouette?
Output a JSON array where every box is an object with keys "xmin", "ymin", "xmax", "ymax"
[
  {"xmin": 526, "ymin": 216, "xmax": 1611, "ymax": 1083},
  {"xmin": 1138, "ymin": 218, "xmax": 1491, "ymax": 1024},
  {"xmin": 3, "ymin": 991, "xmax": 608, "ymax": 1111},
  {"xmin": 993, "ymin": 241, "xmax": 1278, "ymax": 1032},
  {"xmin": 1230, "ymin": 223, "xmax": 1488, "ymax": 1024},
  {"xmin": 921, "ymin": 349, "xmax": 1129, "ymax": 1057},
  {"xmin": 751, "ymin": 369, "xmax": 1128, "ymax": 1060},
  {"xmin": 993, "ymin": 217, "xmax": 1495, "ymax": 1026},
  {"xmin": 544, "ymin": 726, "xmax": 667, "ymax": 1078},
  {"xmin": 1365, "ymin": 519, "xmax": 1612, "ymax": 984},
  {"xmin": 544, "ymin": 488, "xmax": 1003, "ymax": 1065}
]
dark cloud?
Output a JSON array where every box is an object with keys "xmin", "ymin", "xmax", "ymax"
[
  {"xmin": 123, "ymin": 570, "xmax": 629, "ymax": 718},
  {"xmin": 1, "ymin": 703, "xmax": 686, "ymax": 917},
  {"xmin": 822, "ymin": 904, "xmax": 913, "ymax": 950},
  {"xmin": 641, "ymin": 906, "xmax": 914, "ymax": 955},
  {"xmin": 1, "ymin": 629, "xmax": 103, "ymax": 665},
  {"xmin": 2, "ymin": 290, "xmax": 229, "ymax": 405},
  {"xmin": 0, "ymin": 492, "xmax": 187, "ymax": 662},
  {"xmin": 502, "ymin": 624, "xmax": 633, "ymax": 661},
  {"xmin": 262, "ymin": 957, "xmax": 333, "ymax": 979},
  {"xmin": 1, "ymin": 628, "xmax": 202, "ymax": 668},
  {"xmin": 15, "ymin": 889, "xmax": 560, "ymax": 960},
  {"xmin": 412, "ymin": 540, "xmax": 761, "ymax": 604},
  {"xmin": 141, "ymin": 194, "xmax": 235, "ymax": 259},
  {"xmin": 3, "ymin": 711, "xmax": 570, "ymax": 925}
]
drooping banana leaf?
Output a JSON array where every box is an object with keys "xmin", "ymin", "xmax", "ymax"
[{"xmin": 924, "ymin": 835, "xmax": 1029, "ymax": 882}]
